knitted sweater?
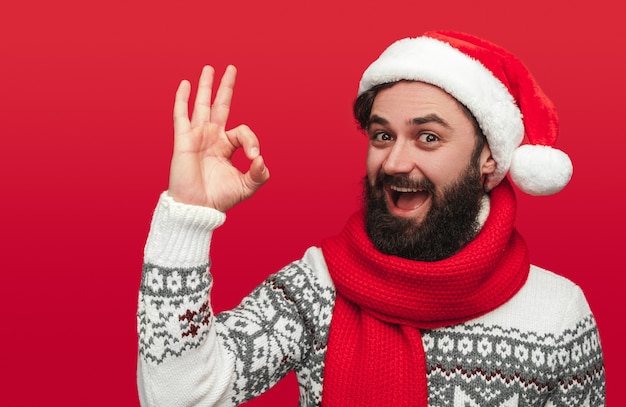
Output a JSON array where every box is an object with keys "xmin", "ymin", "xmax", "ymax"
[{"xmin": 137, "ymin": 193, "xmax": 606, "ymax": 406}]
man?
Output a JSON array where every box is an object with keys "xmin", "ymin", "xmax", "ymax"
[{"xmin": 137, "ymin": 31, "xmax": 605, "ymax": 406}]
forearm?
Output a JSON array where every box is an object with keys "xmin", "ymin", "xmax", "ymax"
[{"xmin": 137, "ymin": 192, "xmax": 234, "ymax": 406}]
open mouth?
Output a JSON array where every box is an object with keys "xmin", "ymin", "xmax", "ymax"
[{"xmin": 387, "ymin": 184, "xmax": 431, "ymax": 211}]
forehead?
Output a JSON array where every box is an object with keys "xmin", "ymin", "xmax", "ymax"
[{"xmin": 371, "ymin": 81, "xmax": 468, "ymax": 120}]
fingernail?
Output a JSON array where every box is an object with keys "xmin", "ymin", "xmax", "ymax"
[{"xmin": 249, "ymin": 147, "xmax": 259, "ymax": 158}]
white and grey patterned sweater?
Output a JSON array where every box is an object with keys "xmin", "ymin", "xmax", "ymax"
[{"xmin": 137, "ymin": 193, "xmax": 606, "ymax": 406}]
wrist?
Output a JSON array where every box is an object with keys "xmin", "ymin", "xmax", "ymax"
[{"xmin": 145, "ymin": 192, "xmax": 226, "ymax": 267}]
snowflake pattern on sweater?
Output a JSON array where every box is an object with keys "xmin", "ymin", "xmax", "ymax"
[
  {"xmin": 138, "ymin": 255, "xmax": 335, "ymax": 406},
  {"xmin": 139, "ymin": 260, "xmax": 605, "ymax": 406},
  {"xmin": 423, "ymin": 318, "xmax": 604, "ymax": 406},
  {"xmin": 138, "ymin": 264, "xmax": 213, "ymax": 364},
  {"xmin": 137, "ymin": 195, "xmax": 605, "ymax": 406},
  {"xmin": 137, "ymin": 264, "xmax": 213, "ymax": 363},
  {"xmin": 215, "ymin": 261, "xmax": 335, "ymax": 405}
]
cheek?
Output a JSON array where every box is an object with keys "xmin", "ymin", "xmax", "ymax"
[{"xmin": 422, "ymin": 155, "xmax": 467, "ymax": 185}]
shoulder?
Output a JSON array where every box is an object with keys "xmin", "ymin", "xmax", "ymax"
[
  {"xmin": 473, "ymin": 265, "xmax": 594, "ymax": 336},
  {"xmin": 267, "ymin": 247, "xmax": 336, "ymax": 304},
  {"xmin": 253, "ymin": 247, "xmax": 336, "ymax": 325},
  {"xmin": 524, "ymin": 265, "xmax": 592, "ymax": 322}
]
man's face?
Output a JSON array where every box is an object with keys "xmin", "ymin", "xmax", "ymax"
[{"xmin": 364, "ymin": 81, "xmax": 496, "ymax": 261}]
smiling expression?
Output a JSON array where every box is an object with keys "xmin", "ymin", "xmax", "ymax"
[{"xmin": 365, "ymin": 81, "xmax": 496, "ymax": 226}]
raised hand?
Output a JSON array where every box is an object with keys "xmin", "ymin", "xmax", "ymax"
[{"xmin": 168, "ymin": 65, "xmax": 270, "ymax": 212}]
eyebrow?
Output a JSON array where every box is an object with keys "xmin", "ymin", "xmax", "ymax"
[{"xmin": 367, "ymin": 114, "xmax": 451, "ymax": 129}]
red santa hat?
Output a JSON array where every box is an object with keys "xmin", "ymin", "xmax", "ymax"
[{"xmin": 358, "ymin": 31, "xmax": 572, "ymax": 196}]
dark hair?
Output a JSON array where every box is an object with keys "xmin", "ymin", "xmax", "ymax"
[
  {"xmin": 353, "ymin": 81, "xmax": 487, "ymax": 161},
  {"xmin": 353, "ymin": 82, "xmax": 396, "ymax": 130}
]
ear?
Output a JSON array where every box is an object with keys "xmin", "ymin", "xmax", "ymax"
[
  {"xmin": 479, "ymin": 144, "xmax": 497, "ymax": 191},
  {"xmin": 479, "ymin": 144, "xmax": 497, "ymax": 176}
]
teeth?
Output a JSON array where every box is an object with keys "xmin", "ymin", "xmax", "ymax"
[{"xmin": 390, "ymin": 185, "xmax": 422, "ymax": 193}]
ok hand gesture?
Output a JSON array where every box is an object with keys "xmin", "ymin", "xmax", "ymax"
[{"xmin": 167, "ymin": 65, "xmax": 270, "ymax": 212}]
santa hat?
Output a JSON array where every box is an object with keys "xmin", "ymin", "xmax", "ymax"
[{"xmin": 358, "ymin": 31, "xmax": 572, "ymax": 196}]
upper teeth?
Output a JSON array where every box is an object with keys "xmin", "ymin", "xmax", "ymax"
[{"xmin": 390, "ymin": 186, "xmax": 422, "ymax": 193}]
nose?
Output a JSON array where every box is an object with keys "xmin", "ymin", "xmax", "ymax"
[{"xmin": 382, "ymin": 140, "xmax": 415, "ymax": 175}]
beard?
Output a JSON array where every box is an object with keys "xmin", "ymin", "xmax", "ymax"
[{"xmin": 364, "ymin": 160, "xmax": 486, "ymax": 262}]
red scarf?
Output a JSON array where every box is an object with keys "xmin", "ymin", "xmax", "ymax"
[{"xmin": 320, "ymin": 179, "xmax": 530, "ymax": 406}]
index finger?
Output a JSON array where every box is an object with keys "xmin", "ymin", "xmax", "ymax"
[{"xmin": 209, "ymin": 65, "xmax": 237, "ymax": 129}]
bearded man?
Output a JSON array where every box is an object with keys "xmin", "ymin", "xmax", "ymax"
[{"xmin": 137, "ymin": 32, "xmax": 606, "ymax": 406}]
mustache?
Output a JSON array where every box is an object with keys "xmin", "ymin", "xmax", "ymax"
[{"xmin": 375, "ymin": 173, "xmax": 436, "ymax": 193}]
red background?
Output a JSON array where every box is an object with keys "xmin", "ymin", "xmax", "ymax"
[{"xmin": 1, "ymin": 0, "xmax": 623, "ymax": 405}]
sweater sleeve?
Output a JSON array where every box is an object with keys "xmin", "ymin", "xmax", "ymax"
[
  {"xmin": 137, "ymin": 192, "xmax": 232, "ymax": 406},
  {"xmin": 545, "ymin": 286, "xmax": 606, "ymax": 407},
  {"xmin": 137, "ymin": 193, "xmax": 332, "ymax": 406}
]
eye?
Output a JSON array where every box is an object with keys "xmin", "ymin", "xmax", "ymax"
[
  {"xmin": 418, "ymin": 132, "xmax": 440, "ymax": 143},
  {"xmin": 370, "ymin": 131, "xmax": 393, "ymax": 143}
]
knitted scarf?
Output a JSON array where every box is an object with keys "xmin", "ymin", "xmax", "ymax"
[{"xmin": 319, "ymin": 179, "xmax": 529, "ymax": 406}]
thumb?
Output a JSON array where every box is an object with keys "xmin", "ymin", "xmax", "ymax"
[{"xmin": 244, "ymin": 155, "xmax": 270, "ymax": 192}]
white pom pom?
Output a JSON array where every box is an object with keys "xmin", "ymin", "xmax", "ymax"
[{"xmin": 509, "ymin": 145, "xmax": 573, "ymax": 196}]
